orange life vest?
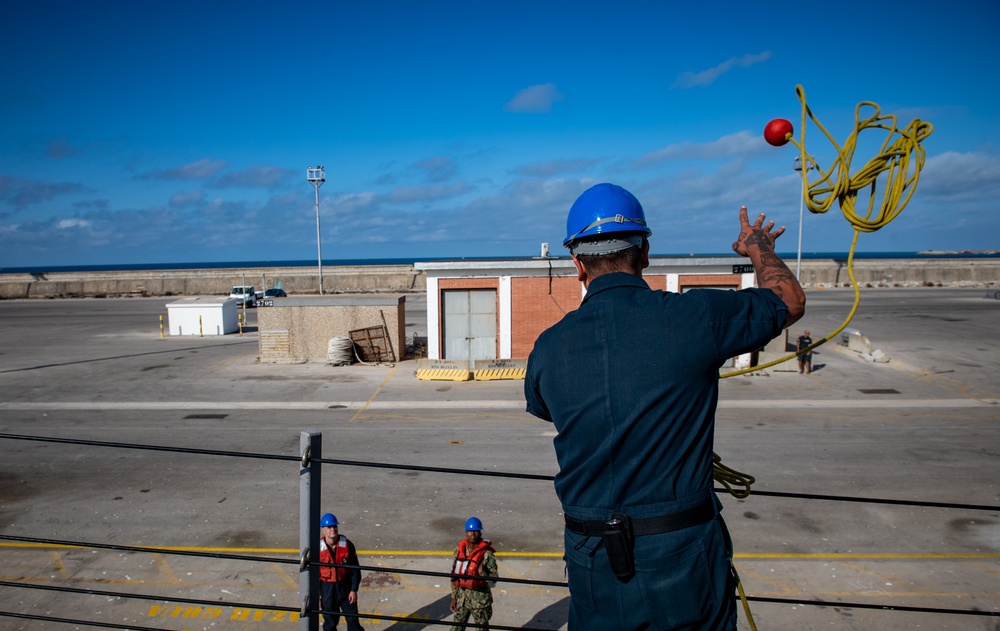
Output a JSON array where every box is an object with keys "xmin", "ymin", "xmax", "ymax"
[
  {"xmin": 451, "ymin": 539, "xmax": 494, "ymax": 589},
  {"xmin": 319, "ymin": 535, "xmax": 350, "ymax": 583}
]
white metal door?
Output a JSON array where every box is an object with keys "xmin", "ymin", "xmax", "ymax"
[{"xmin": 443, "ymin": 290, "xmax": 497, "ymax": 368}]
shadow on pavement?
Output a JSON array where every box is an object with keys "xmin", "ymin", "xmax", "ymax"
[
  {"xmin": 383, "ymin": 594, "xmax": 452, "ymax": 630},
  {"xmin": 522, "ymin": 596, "xmax": 570, "ymax": 627}
]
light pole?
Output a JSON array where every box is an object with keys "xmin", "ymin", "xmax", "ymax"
[
  {"xmin": 792, "ymin": 155, "xmax": 814, "ymax": 281},
  {"xmin": 307, "ymin": 166, "xmax": 326, "ymax": 295}
]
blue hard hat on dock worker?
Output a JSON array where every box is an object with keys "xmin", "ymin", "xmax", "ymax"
[
  {"xmin": 321, "ymin": 513, "xmax": 339, "ymax": 527},
  {"xmin": 563, "ymin": 183, "xmax": 652, "ymax": 255}
]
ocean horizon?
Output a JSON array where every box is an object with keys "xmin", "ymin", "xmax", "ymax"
[{"xmin": 2, "ymin": 250, "xmax": 998, "ymax": 275}]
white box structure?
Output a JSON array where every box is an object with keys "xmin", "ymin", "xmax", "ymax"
[{"xmin": 166, "ymin": 297, "xmax": 239, "ymax": 336}]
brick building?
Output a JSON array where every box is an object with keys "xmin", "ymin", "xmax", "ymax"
[{"xmin": 415, "ymin": 256, "xmax": 760, "ymax": 369}]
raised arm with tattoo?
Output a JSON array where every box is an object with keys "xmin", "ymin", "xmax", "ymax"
[{"xmin": 731, "ymin": 205, "xmax": 805, "ymax": 327}]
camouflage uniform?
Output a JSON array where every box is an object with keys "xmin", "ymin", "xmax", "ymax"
[{"xmin": 450, "ymin": 542, "xmax": 498, "ymax": 630}]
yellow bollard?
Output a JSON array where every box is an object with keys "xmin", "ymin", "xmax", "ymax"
[
  {"xmin": 238, "ymin": 312, "xmax": 243, "ymax": 336},
  {"xmin": 159, "ymin": 315, "xmax": 164, "ymax": 338},
  {"xmin": 199, "ymin": 315, "xmax": 203, "ymax": 337}
]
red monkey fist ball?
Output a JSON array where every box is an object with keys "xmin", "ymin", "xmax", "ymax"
[{"xmin": 764, "ymin": 118, "xmax": 793, "ymax": 146}]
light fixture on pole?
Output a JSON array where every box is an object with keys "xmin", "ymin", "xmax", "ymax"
[
  {"xmin": 306, "ymin": 166, "xmax": 326, "ymax": 295},
  {"xmin": 792, "ymin": 155, "xmax": 814, "ymax": 281}
]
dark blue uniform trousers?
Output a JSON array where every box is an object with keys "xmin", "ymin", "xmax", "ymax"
[
  {"xmin": 320, "ymin": 580, "xmax": 364, "ymax": 631},
  {"xmin": 563, "ymin": 515, "xmax": 737, "ymax": 630}
]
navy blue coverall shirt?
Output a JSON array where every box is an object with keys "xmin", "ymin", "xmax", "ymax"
[{"xmin": 524, "ymin": 272, "xmax": 787, "ymax": 630}]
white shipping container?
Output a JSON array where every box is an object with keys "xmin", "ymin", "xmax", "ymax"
[{"xmin": 166, "ymin": 297, "xmax": 239, "ymax": 336}]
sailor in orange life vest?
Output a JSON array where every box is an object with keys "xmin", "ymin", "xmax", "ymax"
[
  {"xmin": 318, "ymin": 513, "xmax": 364, "ymax": 631},
  {"xmin": 450, "ymin": 517, "xmax": 499, "ymax": 630}
]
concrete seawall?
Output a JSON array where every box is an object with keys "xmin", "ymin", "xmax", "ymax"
[
  {"xmin": 0, "ymin": 265, "xmax": 423, "ymax": 299},
  {"xmin": 795, "ymin": 258, "xmax": 1000, "ymax": 288},
  {"xmin": 1, "ymin": 258, "xmax": 997, "ymax": 299}
]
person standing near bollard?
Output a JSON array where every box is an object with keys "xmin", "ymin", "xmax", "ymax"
[
  {"xmin": 797, "ymin": 329, "xmax": 814, "ymax": 374},
  {"xmin": 450, "ymin": 517, "xmax": 498, "ymax": 630},
  {"xmin": 318, "ymin": 512, "xmax": 364, "ymax": 631}
]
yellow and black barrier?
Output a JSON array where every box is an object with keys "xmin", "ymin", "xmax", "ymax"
[
  {"xmin": 473, "ymin": 359, "xmax": 527, "ymax": 381},
  {"xmin": 415, "ymin": 359, "xmax": 471, "ymax": 382},
  {"xmin": 416, "ymin": 358, "xmax": 528, "ymax": 381}
]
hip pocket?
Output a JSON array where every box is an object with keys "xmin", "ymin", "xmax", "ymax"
[
  {"xmin": 564, "ymin": 530, "xmax": 597, "ymax": 613},
  {"xmin": 636, "ymin": 538, "xmax": 716, "ymax": 627}
]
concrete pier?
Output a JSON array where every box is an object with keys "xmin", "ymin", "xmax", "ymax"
[{"xmin": 0, "ymin": 258, "xmax": 997, "ymax": 300}]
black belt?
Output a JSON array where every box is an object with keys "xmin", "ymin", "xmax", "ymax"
[{"xmin": 564, "ymin": 498, "xmax": 715, "ymax": 537}]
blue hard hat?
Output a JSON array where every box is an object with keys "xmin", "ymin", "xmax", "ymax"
[
  {"xmin": 320, "ymin": 513, "xmax": 339, "ymax": 527},
  {"xmin": 464, "ymin": 516, "xmax": 483, "ymax": 532},
  {"xmin": 563, "ymin": 183, "xmax": 651, "ymax": 250}
]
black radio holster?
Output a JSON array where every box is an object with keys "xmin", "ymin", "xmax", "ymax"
[{"xmin": 601, "ymin": 512, "xmax": 635, "ymax": 583}]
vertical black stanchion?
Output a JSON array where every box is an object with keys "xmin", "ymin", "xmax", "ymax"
[{"xmin": 300, "ymin": 431, "xmax": 322, "ymax": 631}]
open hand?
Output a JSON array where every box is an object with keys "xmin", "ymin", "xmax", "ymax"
[{"xmin": 732, "ymin": 205, "xmax": 785, "ymax": 256}]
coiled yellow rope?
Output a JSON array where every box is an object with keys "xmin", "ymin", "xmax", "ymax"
[
  {"xmin": 720, "ymin": 84, "xmax": 933, "ymax": 380},
  {"xmin": 794, "ymin": 84, "xmax": 934, "ymax": 229},
  {"xmin": 714, "ymin": 87, "xmax": 932, "ymax": 630}
]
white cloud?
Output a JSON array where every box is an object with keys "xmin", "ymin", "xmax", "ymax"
[
  {"xmin": 918, "ymin": 151, "xmax": 1000, "ymax": 202},
  {"xmin": 169, "ymin": 190, "xmax": 205, "ymax": 208},
  {"xmin": 217, "ymin": 165, "xmax": 295, "ymax": 188},
  {"xmin": 412, "ymin": 156, "xmax": 457, "ymax": 183},
  {"xmin": 512, "ymin": 158, "xmax": 604, "ymax": 177},
  {"xmin": 504, "ymin": 82, "xmax": 564, "ymax": 114},
  {"xmin": 56, "ymin": 218, "xmax": 91, "ymax": 229},
  {"xmin": 0, "ymin": 174, "xmax": 92, "ymax": 209},
  {"xmin": 671, "ymin": 51, "xmax": 773, "ymax": 89},
  {"xmin": 386, "ymin": 182, "xmax": 472, "ymax": 204},
  {"xmin": 46, "ymin": 137, "xmax": 80, "ymax": 159},
  {"xmin": 634, "ymin": 131, "xmax": 762, "ymax": 167},
  {"xmin": 155, "ymin": 158, "xmax": 228, "ymax": 181}
]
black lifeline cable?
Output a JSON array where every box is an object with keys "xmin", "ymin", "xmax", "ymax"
[
  {"xmin": 724, "ymin": 488, "xmax": 1000, "ymax": 512},
  {"xmin": 0, "ymin": 534, "xmax": 297, "ymax": 565},
  {"xmin": 3, "ymin": 572, "xmax": 561, "ymax": 631},
  {"xmin": 746, "ymin": 595, "xmax": 999, "ymax": 617},
  {"xmin": 311, "ymin": 606, "xmax": 554, "ymax": 631},
  {"xmin": 0, "ymin": 612, "xmax": 184, "ymax": 631},
  {"xmin": 315, "ymin": 455, "xmax": 554, "ymax": 481},
  {"xmin": 1, "ymin": 433, "xmax": 997, "ymax": 622},
  {"xmin": 0, "ymin": 432, "xmax": 300, "ymax": 463},
  {"xmin": 3, "ymin": 433, "xmax": 998, "ymax": 512},
  {"xmin": 0, "ymin": 580, "xmax": 298, "ymax": 629},
  {"xmin": 315, "ymin": 560, "xmax": 568, "ymax": 589},
  {"xmin": 0, "ymin": 534, "xmax": 567, "ymax": 589},
  {"xmin": 0, "ymin": 432, "xmax": 554, "ymax": 481}
]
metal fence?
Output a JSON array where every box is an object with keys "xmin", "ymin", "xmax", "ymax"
[{"xmin": 0, "ymin": 431, "xmax": 997, "ymax": 630}]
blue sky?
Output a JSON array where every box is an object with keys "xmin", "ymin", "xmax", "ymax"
[{"xmin": 2, "ymin": 1, "xmax": 998, "ymax": 268}]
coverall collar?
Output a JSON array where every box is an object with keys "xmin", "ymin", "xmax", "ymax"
[{"xmin": 582, "ymin": 272, "xmax": 650, "ymax": 303}]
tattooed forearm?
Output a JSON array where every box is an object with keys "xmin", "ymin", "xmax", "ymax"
[
  {"xmin": 758, "ymin": 265, "xmax": 795, "ymax": 288},
  {"xmin": 733, "ymin": 206, "xmax": 806, "ymax": 326},
  {"xmin": 756, "ymin": 251, "xmax": 795, "ymax": 287},
  {"xmin": 758, "ymin": 251, "xmax": 784, "ymax": 267}
]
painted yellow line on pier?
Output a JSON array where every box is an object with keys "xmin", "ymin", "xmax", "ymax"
[
  {"xmin": 349, "ymin": 364, "xmax": 398, "ymax": 422},
  {"xmin": 736, "ymin": 552, "xmax": 1000, "ymax": 560},
  {"xmin": 4, "ymin": 542, "xmax": 999, "ymax": 561}
]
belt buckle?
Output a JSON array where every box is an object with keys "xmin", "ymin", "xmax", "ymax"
[{"xmin": 606, "ymin": 512, "xmax": 629, "ymax": 533}]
